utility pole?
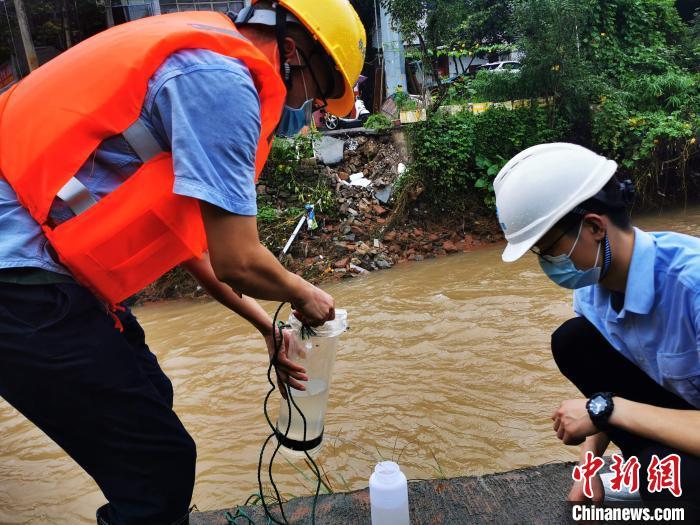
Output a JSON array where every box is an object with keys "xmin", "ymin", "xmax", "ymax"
[{"xmin": 12, "ymin": 0, "xmax": 38, "ymax": 71}]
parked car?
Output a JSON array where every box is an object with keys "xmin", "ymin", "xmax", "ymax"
[{"xmin": 475, "ymin": 61, "xmax": 522, "ymax": 73}]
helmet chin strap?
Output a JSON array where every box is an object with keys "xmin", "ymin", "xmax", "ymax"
[
  {"xmin": 297, "ymin": 49, "xmax": 309, "ymax": 102},
  {"xmin": 276, "ymin": 5, "xmax": 293, "ymax": 88}
]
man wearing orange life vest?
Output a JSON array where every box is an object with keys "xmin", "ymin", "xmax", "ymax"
[{"xmin": 0, "ymin": 1, "xmax": 365, "ymax": 524}]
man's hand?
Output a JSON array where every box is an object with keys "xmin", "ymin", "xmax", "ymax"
[
  {"xmin": 568, "ymin": 476, "xmax": 604, "ymax": 504},
  {"xmin": 293, "ymin": 283, "xmax": 335, "ymax": 326},
  {"xmin": 265, "ymin": 328, "xmax": 308, "ymax": 399},
  {"xmin": 552, "ymin": 399, "xmax": 598, "ymax": 445}
]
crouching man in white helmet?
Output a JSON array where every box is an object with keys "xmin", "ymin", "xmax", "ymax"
[{"xmin": 494, "ymin": 143, "xmax": 700, "ymax": 515}]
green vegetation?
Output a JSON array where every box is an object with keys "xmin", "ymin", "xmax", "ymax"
[
  {"xmin": 393, "ymin": 90, "xmax": 419, "ymax": 111},
  {"xmin": 364, "ymin": 114, "xmax": 392, "ymax": 130},
  {"xmin": 264, "ymin": 134, "xmax": 336, "ymax": 214},
  {"xmin": 254, "ymin": 134, "xmax": 337, "ymax": 253},
  {"xmin": 1, "ymin": 0, "xmax": 106, "ymax": 64},
  {"xmin": 409, "ymin": 105, "xmax": 568, "ymax": 210},
  {"xmin": 382, "ymin": 0, "xmax": 516, "ymax": 98},
  {"xmin": 395, "ymin": 0, "xmax": 699, "ymax": 218}
]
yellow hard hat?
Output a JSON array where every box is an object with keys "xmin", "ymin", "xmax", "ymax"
[{"xmin": 262, "ymin": 0, "xmax": 367, "ymax": 116}]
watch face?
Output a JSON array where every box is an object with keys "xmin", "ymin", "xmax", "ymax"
[{"xmin": 589, "ymin": 395, "xmax": 608, "ymax": 415}]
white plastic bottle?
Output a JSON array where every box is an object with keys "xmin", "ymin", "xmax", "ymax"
[{"xmin": 369, "ymin": 461, "xmax": 410, "ymax": 525}]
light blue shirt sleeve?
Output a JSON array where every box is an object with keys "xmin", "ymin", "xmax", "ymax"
[
  {"xmin": 145, "ymin": 51, "xmax": 262, "ymax": 216},
  {"xmin": 695, "ymin": 289, "xmax": 700, "ymax": 353}
]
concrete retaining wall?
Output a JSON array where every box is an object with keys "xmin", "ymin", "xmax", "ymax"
[{"xmin": 191, "ymin": 460, "xmax": 577, "ymax": 525}]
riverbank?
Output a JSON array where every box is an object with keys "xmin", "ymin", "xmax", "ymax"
[
  {"xmin": 190, "ymin": 460, "xmax": 576, "ymax": 525},
  {"xmin": 139, "ymin": 129, "xmax": 503, "ymax": 303}
]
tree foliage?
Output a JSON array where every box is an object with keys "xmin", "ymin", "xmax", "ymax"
[
  {"xmin": 404, "ymin": 0, "xmax": 700, "ymax": 213},
  {"xmin": 1, "ymin": 0, "xmax": 106, "ymax": 67},
  {"xmin": 409, "ymin": 105, "xmax": 568, "ymax": 210},
  {"xmin": 382, "ymin": 0, "xmax": 514, "ymax": 58}
]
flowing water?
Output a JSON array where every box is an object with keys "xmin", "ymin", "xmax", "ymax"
[{"xmin": 1, "ymin": 208, "xmax": 699, "ymax": 524}]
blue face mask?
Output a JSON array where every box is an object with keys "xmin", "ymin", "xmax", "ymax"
[
  {"xmin": 539, "ymin": 221, "xmax": 603, "ymax": 289},
  {"xmin": 277, "ymin": 98, "xmax": 314, "ymax": 138}
]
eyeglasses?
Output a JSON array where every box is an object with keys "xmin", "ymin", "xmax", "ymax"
[{"xmin": 530, "ymin": 221, "xmax": 578, "ymax": 258}]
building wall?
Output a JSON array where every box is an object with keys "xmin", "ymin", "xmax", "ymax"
[{"xmin": 378, "ymin": 4, "xmax": 406, "ymax": 96}]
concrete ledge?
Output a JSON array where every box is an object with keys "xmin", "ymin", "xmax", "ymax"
[{"xmin": 191, "ymin": 461, "xmax": 577, "ymax": 524}]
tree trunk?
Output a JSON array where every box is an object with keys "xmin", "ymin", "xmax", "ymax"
[
  {"xmin": 417, "ymin": 33, "xmax": 442, "ymax": 113},
  {"xmin": 62, "ymin": 0, "xmax": 72, "ymax": 49},
  {"xmin": 12, "ymin": 0, "xmax": 38, "ymax": 71}
]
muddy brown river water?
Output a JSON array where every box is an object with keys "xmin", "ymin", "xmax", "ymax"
[{"xmin": 1, "ymin": 208, "xmax": 699, "ymax": 524}]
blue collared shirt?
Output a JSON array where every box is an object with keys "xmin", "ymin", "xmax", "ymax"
[
  {"xmin": 0, "ymin": 49, "xmax": 261, "ymax": 276},
  {"xmin": 574, "ymin": 228, "xmax": 700, "ymax": 408}
]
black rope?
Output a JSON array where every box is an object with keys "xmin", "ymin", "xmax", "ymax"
[{"xmin": 256, "ymin": 303, "xmax": 324, "ymax": 525}]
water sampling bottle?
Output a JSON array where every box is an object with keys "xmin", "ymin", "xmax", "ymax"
[
  {"xmin": 369, "ymin": 461, "xmax": 410, "ymax": 525},
  {"xmin": 276, "ymin": 309, "xmax": 347, "ymax": 457}
]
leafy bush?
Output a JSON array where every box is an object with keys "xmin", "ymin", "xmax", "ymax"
[
  {"xmin": 442, "ymin": 76, "xmax": 479, "ymax": 105},
  {"xmin": 398, "ymin": 0, "xmax": 700, "ymax": 218},
  {"xmin": 364, "ymin": 114, "xmax": 393, "ymax": 130},
  {"xmin": 263, "ymin": 134, "xmax": 337, "ymax": 214},
  {"xmin": 409, "ymin": 105, "xmax": 569, "ymax": 210},
  {"xmin": 257, "ymin": 204, "xmax": 280, "ymax": 224},
  {"xmin": 479, "ymin": 0, "xmax": 700, "ymax": 205},
  {"xmin": 393, "ymin": 91, "xmax": 419, "ymax": 111}
]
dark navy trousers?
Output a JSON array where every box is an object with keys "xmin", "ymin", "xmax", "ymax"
[{"xmin": 0, "ymin": 281, "xmax": 195, "ymax": 524}]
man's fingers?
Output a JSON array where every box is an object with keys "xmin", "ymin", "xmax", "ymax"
[
  {"xmin": 276, "ymin": 358, "xmax": 308, "ymax": 380},
  {"xmin": 563, "ymin": 434, "xmax": 583, "ymax": 446},
  {"xmin": 557, "ymin": 425, "xmax": 566, "ymax": 440},
  {"xmin": 286, "ymin": 377, "xmax": 306, "ymax": 391},
  {"xmin": 275, "ymin": 369, "xmax": 307, "ymax": 391},
  {"xmin": 553, "ymin": 417, "xmax": 561, "ymax": 431},
  {"xmin": 280, "ymin": 367, "xmax": 308, "ymax": 382},
  {"xmin": 289, "ymin": 370, "xmax": 308, "ymax": 382},
  {"xmin": 277, "ymin": 355, "xmax": 306, "ymax": 374},
  {"xmin": 277, "ymin": 377, "xmax": 288, "ymax": 399}
]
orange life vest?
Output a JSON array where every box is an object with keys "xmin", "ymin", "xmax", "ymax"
[{"xmin": 0, "ymin": 12, "xmax": 286, "ymax": 305}]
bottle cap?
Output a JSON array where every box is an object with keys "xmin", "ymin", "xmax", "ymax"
[{"xmin": 372, "ymin": 461, "xmax": 405, "ymax": 488}]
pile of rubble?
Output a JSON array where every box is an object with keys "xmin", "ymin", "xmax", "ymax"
[
  {"xmin": 275, "ymin": 130, "xmax": 501, "ymax": 282},
  {"xmin": 141, "ymin": 130, "xmax": 502, "ymax": 302}
]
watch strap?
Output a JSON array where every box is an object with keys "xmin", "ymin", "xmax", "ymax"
[{"xmin": 586, "ymin": 391, "xmax": 615, "ymax": 432}]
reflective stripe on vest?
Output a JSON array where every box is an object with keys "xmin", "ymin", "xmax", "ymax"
[{"xmin": 56, "ymin": 119, "xmax": 164, "ymax": 216}]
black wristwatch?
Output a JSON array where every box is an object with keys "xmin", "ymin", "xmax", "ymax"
[{"xmin": 586, "ymin": 392, "xmax": 615, "ymax": 431}]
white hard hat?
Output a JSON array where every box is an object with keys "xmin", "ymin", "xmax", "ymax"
[{"xmin": 494, "ymin": 143, "xmax": 618, "ymax": 262}]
